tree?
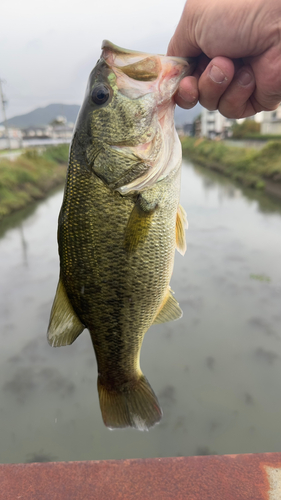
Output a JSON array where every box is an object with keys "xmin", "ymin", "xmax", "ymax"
[{"xmin": 231, "ymin": 119, "xmax": 260, "ymax": 138}]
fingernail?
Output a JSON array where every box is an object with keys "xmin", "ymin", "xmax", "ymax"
[
  {"xmin": 209, "ymin": 65, "xmax": 227, "ymax": 84},
  {"xmin": 237, "ymin": 69, "xmax": 253, "ymax": 86}
]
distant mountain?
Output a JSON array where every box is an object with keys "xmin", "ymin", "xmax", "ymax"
[
  {"xmin": 2, "ymin": 101, "xmax": 202, "ymax": 130},
  {"xmin": 2, "ymin": 104, "xmax": 80, "ymax": 129}
]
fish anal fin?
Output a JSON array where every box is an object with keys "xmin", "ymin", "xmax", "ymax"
[
  {"xmin": 153, "ymin": 288, "xmax": 183, "ymax": 324},
  {"xmin": 176, "ymin": 204, "xmax": 188, "ymax": 256},
  {"xmin": 47, "ymin": 278, "xmax": 84, "ymax": 347},
  {"xmin": 124, "ymin": 195, "xmax": 157, "ymax": 253},
  {"xmin": 98, "ymin": 374, "xmax": 162, "ymax": 430}
]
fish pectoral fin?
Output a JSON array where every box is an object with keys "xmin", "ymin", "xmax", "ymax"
[
  {"xmin": 47, "ymin": 278, "xmax": 84, "ymax": 347},
  {"xmin": 124, "ymin": 194, "xmax": 158, "ymax": 253},
  {"xmin": 176, "ymin": 204, "xmax": 188, "ymax": 256},
  {"xmin": 153, "ymin": 288, "xmax": 183, "ymax": 324}
]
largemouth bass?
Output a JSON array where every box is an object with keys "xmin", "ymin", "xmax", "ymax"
[{"xmin": 47, "ymin": 41, "xmax": 194, "ymax": 430}]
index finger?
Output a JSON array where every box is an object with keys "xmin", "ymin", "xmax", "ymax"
[{"xmin": 173, "ymin": 54, "xmax": 210, "ymax": 108}]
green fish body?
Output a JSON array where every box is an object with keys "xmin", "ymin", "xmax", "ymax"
[{"xmin": 47, "ymin": 41, "xmax": 194, "ymax": 430}]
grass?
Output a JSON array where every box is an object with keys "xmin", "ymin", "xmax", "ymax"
[
  {"xmin": 231, "ymin": 134, "xmax": 281, "ymax": 141},
  {"xmin": 0, "ymin": 148, "xmax": 23, "ymax": 156},
  {"xmin": 2, "ymin": 138, "xmax": 281, "ymax": 221},
  {"xmin": 181, "ymin": 137, "xmax": 281, "ymax": 191},
  {"xmin": 0, "ymin": 145, "xmax": 69, "ymax": 221}
]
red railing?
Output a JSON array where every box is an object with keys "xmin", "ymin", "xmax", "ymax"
[{"xmin": 1, "ymin": 453, "xmax": 281, "ymax": 499}]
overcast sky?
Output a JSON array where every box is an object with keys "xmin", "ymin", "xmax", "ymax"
[{"xmin": 1, "ymin": 0, "xmax": 194, "ymax": 120}]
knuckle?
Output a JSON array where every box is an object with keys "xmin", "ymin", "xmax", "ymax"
[
  {"xmin": 199, "ymin": 99, "xmax": 218, "ymax": 111},
  {"xmin": 219, "ymin": 104, "xmax": 243, "ymax": 119},
  {"xmin": 219, "ymin": 93, "xmax": 247, "ymax": 119}
]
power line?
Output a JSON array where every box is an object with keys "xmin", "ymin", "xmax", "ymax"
[{"xmin": 0, "ymin": 79, "xmax": 11, "ymax": 149}]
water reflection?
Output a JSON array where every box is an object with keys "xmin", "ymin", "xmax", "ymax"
[
  {"xmin": 25, "ymin": 451, "xmax": 58, "ymax": 463},
  {"xmin": 19, "ymin": 224, "xmax": 28, "ymax": 267},
  {"xmin": 0, "ymin": 159, "xmax": 281, "ymax": 463},
  {"xmin": 191, "ymin": 161, "xmax": 281, "ymax": 215},
  {"xmin": 254, "ymin": 347, "xmax": 279, "ymax": 365}
]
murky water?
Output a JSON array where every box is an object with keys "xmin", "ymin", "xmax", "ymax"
[{"xmin": 0, "ymin": 159, "xmax": 281, "ymax": 464}]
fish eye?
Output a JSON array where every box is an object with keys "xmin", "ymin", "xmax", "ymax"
[{"xmin": 91, "ymin": 84, "xmax": 110, "ymax": 105}]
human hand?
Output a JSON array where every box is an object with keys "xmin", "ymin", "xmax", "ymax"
[{"xmin": 167, "ymin": 0, "xmax": 281, "ymax": 118}]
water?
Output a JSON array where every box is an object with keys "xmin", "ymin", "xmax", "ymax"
[{"xmin": 0, "ymin": 160, "xmax": 281, "ymax": 464}]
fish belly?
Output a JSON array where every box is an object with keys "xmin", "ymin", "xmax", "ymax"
[{"xmin": 57, "ymin": 156, "xmax": 180, "ymax": 429}]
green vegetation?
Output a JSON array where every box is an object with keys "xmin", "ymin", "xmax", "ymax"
[
  {"xmin": 250, "ymin": 274, "xmax": 271, "ymax": 283},
  {"xmin": 230, "ymin": 119, "xmax": 281, "ymax": 141},
  {"xmin": 181, "ymin": 137, "xmax": 281, "ymax": 192},
  {"xmin": 0, "ymin": 149, "xmax": 22, "ymax": 156},
  {"xmin": 231, "ymin": 119, "xmax": 260, "ymax": 138},
  {"xmin": 0, "ymin": 145, "xmax": 68, "ymax": 220}
]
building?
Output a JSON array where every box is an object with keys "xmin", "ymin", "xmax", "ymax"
[
  {"xmin": 260, "ymin": 106, "xmax": 281, "ymax": 135},
  {"xmin": 22, "ymin": 126, "xmax": 53, "ymax": 139},
  {"xmin": 0, "ymin": 127, "xmax": 23, "ymax": 149},
  {"xmin": 22, "ymin": 119, "xmax": 74, "ymax": 141},
  {"xmin": 176, "ymin": 123, "xmax": 193, "ymax": 137},
  {"xmin": 183, "ymin": 123, "xmax": 193, "ymax": 136},
  {"xmin": 201, "ymin": 109, "xmax": 234, "ymax": 139},
  {"xmin": 194, "ymin": 115, "xmax": 202, "ymax": 137}
]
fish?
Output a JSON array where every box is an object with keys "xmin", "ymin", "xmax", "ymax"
[{"xmin": 47, "ymin": 40, "xmax": 194, "ymax": 430}]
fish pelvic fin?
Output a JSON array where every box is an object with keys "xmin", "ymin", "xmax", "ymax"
[
  {"xmin": 176, "ymin": 204, "xmax": 188, "ymax": 256},
  {"xmin": 98, "ymin": 374, "xmax": 162, "ymax": 431},
  {"xmin": 153, "ymin": 287, "xmax": 183, "ymax": 324},
  {"xmin": 47, "ymin": 278, "xmax": 84, "ymax": 347}
]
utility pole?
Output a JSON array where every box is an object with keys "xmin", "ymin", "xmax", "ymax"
[{"xmin": 0, "ymin": 79, "xmax": 11, "ymax": 149}]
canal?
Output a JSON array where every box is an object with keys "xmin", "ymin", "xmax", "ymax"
[{"xmin": 0, "ymin": 158, "xmax": 281, "ymax": 464}]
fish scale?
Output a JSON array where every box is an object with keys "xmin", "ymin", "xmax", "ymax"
[{"xmin": 47, "ymin": 41, "xmax": 194, "ymax": 430}]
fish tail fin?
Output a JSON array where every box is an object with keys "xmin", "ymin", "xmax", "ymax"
[{"xmin": 97, "ymin": 374, "xmax": 163, "ymax": 431}]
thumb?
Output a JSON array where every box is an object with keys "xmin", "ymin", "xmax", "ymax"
[
  {"xmin": 167, "ymin": 2, "xmax": 202, "ymax": 58},
  {"xmin": 167, "ymin": 28, "xmax": 201, "ymax": 58}
]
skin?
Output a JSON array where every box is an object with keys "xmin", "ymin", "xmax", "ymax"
[{"xmin": 167, "ymin": 0, "xmax": 281, "ymax": 118}]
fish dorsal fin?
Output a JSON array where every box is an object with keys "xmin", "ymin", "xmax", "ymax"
[
  {"xmin": 47, "ymin": 278, "xmax": 84, "ymax": 347},
  {"xmin": 176, "ymin": 204, "xmax": 188, "ymax": 256},
  {"xmin": 153, "ymin": 288, "xmax": 183, "ymax": 324}
]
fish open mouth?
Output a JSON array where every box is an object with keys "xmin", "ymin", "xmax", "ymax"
[
  {"xmin": 98, "ymin": 41, "xmax": 195, "ymax": 194},
  {"xmin": 101, "ymin": 40, "xmax": 195, "ymax": 74}
]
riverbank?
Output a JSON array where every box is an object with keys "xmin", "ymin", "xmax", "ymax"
[
  {"xmin": 181, "ymin": 137, "xmax": 281, "ymax": 199},
  {"xmin": 0, "ymin": 145, "xmax": 68, "ymax": 221}
]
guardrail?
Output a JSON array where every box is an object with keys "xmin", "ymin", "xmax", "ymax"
[{"xmin": 0, "ymin": 452, "xmax": 281, "ymax": 499}]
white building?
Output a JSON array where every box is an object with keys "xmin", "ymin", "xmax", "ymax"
[
  {"xmin": 0, "ymin": 127, "xmax": 23, "ymax": 149},
  {"xmin": 201, "ymin": 108, "xmax": 234, "ymax": 139},
  {"xmin": 260, "ymin": 106, "xmax": 281, "ymax": 135}
]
